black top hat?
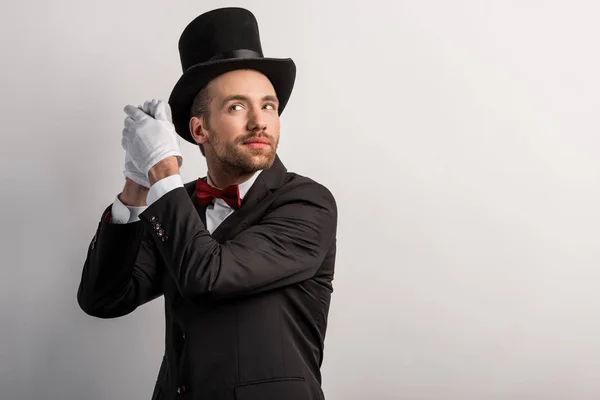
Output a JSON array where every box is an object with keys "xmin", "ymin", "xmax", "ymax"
[{"xmin": 168, "ymin": 7, "xmax": 296, "ymax": 144}]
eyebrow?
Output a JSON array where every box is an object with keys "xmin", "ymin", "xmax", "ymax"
[{"xmin": 221, "ymin": 95, "xmax": 279, "ymax": 108}]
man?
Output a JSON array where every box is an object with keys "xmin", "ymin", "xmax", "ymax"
[{"xmin": 77, "ymin": 7, "xmax": 337, "ymax": 400}]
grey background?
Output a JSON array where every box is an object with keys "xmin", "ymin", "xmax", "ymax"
[{"xmin": 1, "ymin": 0, "xmax": 599, "ymax": 399}]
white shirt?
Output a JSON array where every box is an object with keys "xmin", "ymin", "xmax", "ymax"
[{"xmin": 110, "ymin": 171, "xmax": 262, "ymax": 234}]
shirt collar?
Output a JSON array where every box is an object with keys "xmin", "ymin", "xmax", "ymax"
[{"xmin": 206, "ymin": 170, "xmax": 262, "ymax": 200}]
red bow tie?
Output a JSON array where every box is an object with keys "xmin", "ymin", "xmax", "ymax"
[{"xmin": 195, "ymin": 179, "xmax": 241, "ymax": 209}]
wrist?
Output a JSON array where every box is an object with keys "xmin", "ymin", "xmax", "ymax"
[
  {"xmin": 149, "ymin": 156, "xmax": 180, "ymax": 185},
  {"xmin": 120, "ymin": 178, "xmax": 149, "ymax": 206}
]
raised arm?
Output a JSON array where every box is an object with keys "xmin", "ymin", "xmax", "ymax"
[{"xmin": 77, "ymin": 180, "xmax": 163, "ymax": 318}]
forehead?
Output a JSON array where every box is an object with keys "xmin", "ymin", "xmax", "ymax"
[{"xmin": 208, "ymin": 69, "xmax": 276, "ymax": 98}]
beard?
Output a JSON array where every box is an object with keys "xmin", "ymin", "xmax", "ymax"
[{"xmin": 208, "ymin": 129, "xmax": 279, "ymax": 175}]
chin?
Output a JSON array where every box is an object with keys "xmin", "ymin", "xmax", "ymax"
[
  {"xmin": 245, "ymin": 152, "xmax": 276, "ymax": 170},
  {"xmin": 250, "ymin": 156, "xmax": 275, "ymax": 169}
]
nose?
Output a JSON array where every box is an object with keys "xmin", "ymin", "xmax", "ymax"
[{"xmin": 248, "ymin": 108, "xmax": 267, "ymax": 132}]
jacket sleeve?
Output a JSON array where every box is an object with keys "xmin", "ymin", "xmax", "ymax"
[
  {"xmin": 138, "ymin": 180, "xmax": 337, "ymax": 300},
  {"xmin": 77, "ymin": 206, "xmax": 163, "ymax": 318}
]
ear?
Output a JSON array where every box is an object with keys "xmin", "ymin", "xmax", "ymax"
[{"xmin": 189, "ymin": 116, "xmax": 209, "ymax": 146}]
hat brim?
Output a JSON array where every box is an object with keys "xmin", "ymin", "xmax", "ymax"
[{"xmin": 168, "ymin": 57, "xmax": 296, "ymax": 144}]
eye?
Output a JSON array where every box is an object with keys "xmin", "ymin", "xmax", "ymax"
[
  {"xmin": 264, "ymin": 103, "xmax": 277, "ymax": 110},
  {"xmin": 228, "ymin": 104, "xmax": 244, "ymax": 111}
]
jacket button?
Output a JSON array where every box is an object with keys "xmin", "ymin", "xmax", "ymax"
[
  {"xmin": 161, "ymin": 235, "xmax": 168, "ymax": 242},
  {"xmin": 176, "ymin": 385, "xmax": 186, "ymax": 395},
  {"xmin": 150, "ymin": 216, "xmax": 158, "ymax": 223},
  {"xmin": 157, "ymin": 229, "xmax": 165, "ymax": 237},
  {"xmin": 153, "ymin": 223, "xmax": 161, "ymax": 231}
]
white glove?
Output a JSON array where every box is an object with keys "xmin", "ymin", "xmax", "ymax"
[
  {"xmin": 121, "ymin": 99, "xmax": 183, "ymax": 179},
  {"xmin": 123, "ymin": 151, "xmax": 150, "ymax": 188},
  {"xmin": 122, "ymin": 101, "xmax": 152, "ymax": 187}
]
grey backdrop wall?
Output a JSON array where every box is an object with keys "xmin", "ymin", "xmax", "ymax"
[{"xmin": 2, "ymin": 1, "xmax": 599, "ymax": 399}]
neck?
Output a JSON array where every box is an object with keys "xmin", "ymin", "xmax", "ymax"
[{"xmin": 208, "ymin": 168, "xmax": 256, "ymax": 189}]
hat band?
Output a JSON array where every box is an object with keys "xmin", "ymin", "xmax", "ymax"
[{"xmin": 209, "ymin": 49, "xmax": 262, "ymax": 61}]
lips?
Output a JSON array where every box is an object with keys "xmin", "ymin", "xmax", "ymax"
[
  {"xmin": 242, "ymin": 137, "xmax": 271, "ymax": 149},
  {"xmin": 243, "ymin": 138, "xmax": 270, "ymax": 145}
]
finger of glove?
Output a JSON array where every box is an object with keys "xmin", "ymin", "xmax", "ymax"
[
  {"xmin": 139, "ymin": 99, "xmax": 154, "ymax": 115},
  {"xmin": 124, "ymin": 104, "xmax": 148, "ymax": 121},
  {"xmin": 141, "ymin": 100, "xmax": 155, "ymax": 115},
  {"xmin": 152, "ymin": 100, "xmax": 164, "ymax": 120},
  {"xmin": 124, "ymin": 116, "xmax": 136, "ymax": 130},
  {"xmin": 165, "ymin": 103, "xmax": 173, "ymax": 123},
  {"xmin": 154, "ymin": 100, "xmax": 172, "ymax": 122}
]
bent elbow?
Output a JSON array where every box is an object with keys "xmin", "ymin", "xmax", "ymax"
[{"xmin": 76, "ymin": 286, "xmax": 134, "ymax": 319}]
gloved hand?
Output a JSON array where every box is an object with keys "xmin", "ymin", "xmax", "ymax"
[
  {"xmin": 123, "ymin": 151, "xmax": 150, "ymax": 188},
  {"xmin": 121, "ymin": 99, "xmax": 183, "ymax": 179}
]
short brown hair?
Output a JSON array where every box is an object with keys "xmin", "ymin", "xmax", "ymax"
[{"xmin": 190, "ymin": 86, "xmax": 212, "ymax": 155}]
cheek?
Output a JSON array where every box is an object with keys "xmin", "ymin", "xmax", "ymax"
[
  {"xmin": 210, "ymin": 119, "xmax": 244, "ymax": 144},
  {"xmin": 267, "ymin": 113, "xmax": 280, "ymax": 128},
  {"xmin": 270, "ymin": 118, "xmax": 281, "ymax": 139}
]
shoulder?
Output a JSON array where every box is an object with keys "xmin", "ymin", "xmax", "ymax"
[{"xmin": 278, "ymin": 172, "xmax": 337, "ymax": 214}]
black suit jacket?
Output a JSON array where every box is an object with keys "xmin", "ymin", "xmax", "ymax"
[{"xmin": 77, "ymin": 157, "xmax": 337, "ymax": 400}]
